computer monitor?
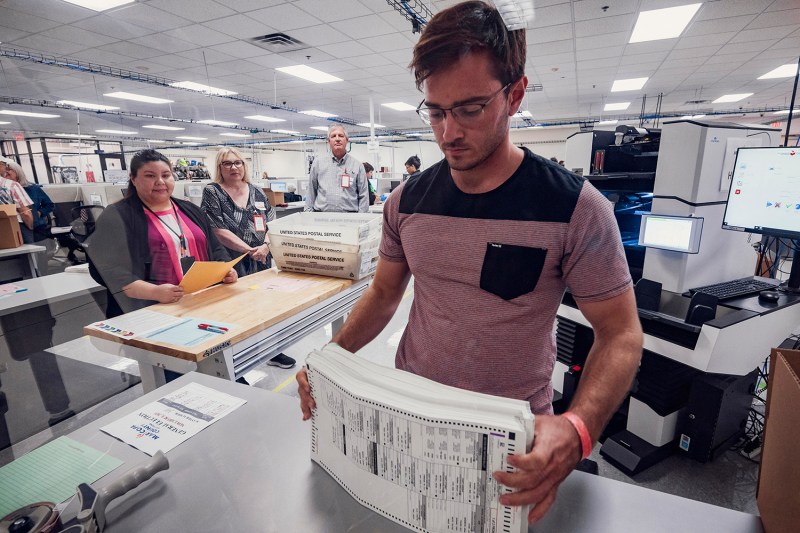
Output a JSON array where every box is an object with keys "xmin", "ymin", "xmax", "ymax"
[
  {"xmin": 722, "ymin": 146, "xmax": 800, "ymax": 290},
  {"xmin": 638, "ymin": 214, "xmax": 703, "ymax": 254},
  {"xmin": 369, "ymin": 178, "xmax": 378, "ymax": 191},
  {"xmin": 270, "ymin": 181, "xmax": 288, "ymax": 193}
]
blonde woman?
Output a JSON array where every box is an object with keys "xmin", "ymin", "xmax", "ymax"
[{"xmin": 4, "ymin": 161, "xmax": 53, "ymax": 243}]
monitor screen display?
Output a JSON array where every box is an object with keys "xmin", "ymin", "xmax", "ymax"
[
  {"xmin": 638, "ymin": 214, "xmax": 703, "ymax": 254},
  {"xmin": 270, "ymin": 181, "xmax": 288, "ymax": 193},
  {"xmin": 369, "ymin": 178, "xmax": 378, "ymax": 190},
  {"xmin": 722, "ymin": 147, "xmax": 800, "ymax": 240}
]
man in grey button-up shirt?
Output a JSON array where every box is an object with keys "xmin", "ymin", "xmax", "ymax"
[{"xmin": 305, "ymin": 125, "xmax": 369, "ymax": 213}]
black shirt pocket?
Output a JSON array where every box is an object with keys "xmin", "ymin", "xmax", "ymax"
[{"xmin": 480, "ymin": 242, "xmax": 547, "ymax": 301}]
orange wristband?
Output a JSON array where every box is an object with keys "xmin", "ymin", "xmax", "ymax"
[{"xmin": 563, "ymin": 411, "xmax": 593, "ymax": 460}]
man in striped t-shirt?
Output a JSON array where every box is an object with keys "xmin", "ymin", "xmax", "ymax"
[{"xmin": 297, "ymin": 1, "xmax": 643, "ymax": 523}]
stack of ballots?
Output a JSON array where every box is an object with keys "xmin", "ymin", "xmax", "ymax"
[
  {"xmin": 307, "ymin": 343, "xmax": 535, "ymax": 533},
  {"xmin": 268, "ymin": 212, "xmax": 382, "ymax": 280}
]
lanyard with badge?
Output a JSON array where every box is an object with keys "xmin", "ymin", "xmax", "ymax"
[
  {"xmin": 144, "ymin": 201, "xmax": 195, "ymax": 273},
  {"xmin": 253, "ymin": 200, "xmax": 267, "ymax": 232}
]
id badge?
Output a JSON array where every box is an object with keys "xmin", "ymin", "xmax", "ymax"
[
  {"xmin": 340, "ymin": 172, "xmax": 351, "ymax": 188},
  {"xmin": 254, "ymin": 213, "xmax": 266, "ymax": 232},
  {"xmin": 180, "ymin": 255, "xmax": 196, "ymax": 275}
]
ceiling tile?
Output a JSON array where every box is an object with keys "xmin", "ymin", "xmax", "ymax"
[
  {"xmin": 573, "ymin": 0, "xmax": 639, "ymax": 22},
  {"xmin": 248, "ymin": 4, "xmax": 321, "ymax": 31},
  {"xmin": 294, "ymin": 0, "xmax": 373, "ymax": 22},
  {"xmin": 674, "ymin": 32, "xmax": 736, "ymax": 49},
  {"xmin": 167, "ymin": 25, "xmax": 236, "ymax": 48},
  {"xmin": 684, "ymin": 15, "xmax": 757, "ymax": 37},
  {"xmin": 148, "ymin": 0, "xmax": 236, "ymax": 23},
  {"xmin": 8, "ymin": 33, "xmax": 87, "ymax": 56},
  {"xmin": 0, "ymin": 25, "xmax": 31, "ymax": 42},
  {"xmin": 129, "ymin": 33, "xmax": 197, "ymax": 55},
  {"xmin": 745, "ymin": 9, "xmax": 800, "ymax": 29},
  {"xmin": 177, "ymin": 47, "xmax": 237, "ymax": 65},
  {"xmin": 528, "ymin": 40, "xmax": 574, "ymax": 57},
  {"xmin": 107, "ymin": 3, "xmax": 191, "ymax": 33},
  {"xmin": 70, "ymin": 48, "xmax": 134, "ymax": 66},
  {"xmin": 575, "ymin": 46, "xmax": 625, "ymax": 62},
  {"xmin": 528, "ymin": 23, "xmax": 574, "ymax": 44},
  {"xmin": 330, "ymin": 14, "xmax": 402, "ymax": 38},
  {"xmin": 0, "ymin": 7, "xmax": 60, "ymax": 33},
  {"xmin": 668, "ymin": 46, "xmax": 722, "ymax": 60},
  {"xmin": 363, "ymin": 32, "xmax": 415, "ymax": 54},
  {"xmin": 531, "ymin": 3, "xmax": 574, "ymax": 27},
  {"xmin": 221, "ymin": 0, "xmax": 286, "ymax": 13},
  {"xmin": 730, "ymin": 26, "xmax": 797, "ymax": 44},
  {"xmin": 620, "ymin": 50, "xmax": 670, "ymax": 64},
  {"xmin": 576, "ymin": 32, "xmax": 628, "ymax": 51},
  {"xmin": 575, "ymin": 15, "xmax": 635, "ymax": 38},
  {"xmin": 696, "ymin": 0, "xmax": 771, "ymax": 20},
  {"xmin": 71, "ymin": 15, "xmax": 155, "ymax": 40},
  {"xmin": 208, "ymin": 41, "xmax": 268, "ymax": 60},
  {"xmin": 288, "ymin": 24, "xmax": 353, "ymax": 47}
]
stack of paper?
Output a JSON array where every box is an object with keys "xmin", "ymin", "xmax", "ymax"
[
  {"xmin": 307, "ymin": 345, "xmax": 534, "ymax": 533},
  {"xmin": 268, "ymin": 212, "xmax": 382, "ymax": 280}
]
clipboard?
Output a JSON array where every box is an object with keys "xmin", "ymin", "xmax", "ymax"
[{"xmin": 179, "ymin": 254, "xmax": 246, "ymax": 294}]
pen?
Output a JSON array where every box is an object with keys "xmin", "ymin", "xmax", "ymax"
[{"xmin": 198, "ymin": 323, "xmax": 228, "ymax": 334}]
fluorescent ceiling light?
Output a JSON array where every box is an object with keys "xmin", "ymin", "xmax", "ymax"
[
  {"xmin": 680, "ymin": 114, "xmax": 706, "ymax": 119},
  {"xmin": 629, "ymin": 3, "xmax": 701, "ymax": 43},
  {"xmin": 300, "ymin": 110, "xmax": 337, "ymax": 118},
  {"xmin": 0, "ymin": 121, "xmax": 11, "ymax": 125},
  {"xmin": 0, "ymin": 110, "xmax": 60, "ymax": 118},
  {"xmin": 597, "ymin": 120, "xmax": 618, "ymax": 125},
  {"xmin": 773, "ymin": 109, "xmax": 799, "ymax": 115},
  {"xmin": 169, "ymin": 81, "xmax": 236, "ymax": 96},
  {"xmin": 526, "ymin": 125, "xmax": 543, "ymax": 129},
  {"xmin": 357, "ymin": 123, "xmax": 385, "ymax": 128},
  {"xmin": 758, "ymin": 64, "xmax": 799, "ymax": 80},
  {"xmin": 56, "ymin": 100, "xmax": 119, "ymax": 111},
  {"xmin": 176, "ymin": 136, "xmax": 207, "ymax": 141},
  {"xmin": 143, "ymin": 124, "xmax": 184, "ymax": 131},
  {"xmin": 514, "ymin": 110, "xmax": 533, "ymax": 118},
  {"xmin": 382, "ymin": 102, "xmax": 417, "ymax": 111},
  {"xmin": 712, "ymin": 93, "xmax": 752, "ymax": 104},
  {"xmin": 310, "ymin": 126, "xmax": 330, "ymax": 131},
  {"xmin": 55, "ymin": 133, "xmax": 96, "ymax": 138},
  {"xmin": 276, "ymin": 65, "xmax": 342, "ymax": 84},
  {"xmin": 611, "ymin": 77, "xmax": 649, "ymax": 92},
  {"xmin": 146, "ymin": 139, "xmax": 166, "ymax": 143},
  {"xmin": 61, "ymin": 0, "xmax": 135, "ymax": 11},
  {"xmin": 271, "ymin": 129, "xmax": 299, "ymax": 135},
  {"xmin": 104, "ymin": 92, "xmax": 173, "ymax": 104},
  {"xmin": 181, "ymin": 142, "xmax": 201, "ymax": 146},
  {"xmin": 197, "ymin": 119, "xmax": 238, "ymax": 127},
  {"xmin": 220, "ymin": 132, "xmax": 251, "ymax": 137},
  {"xmin": 96, "ymin": 129, "xmax": 137, "ymax": 135},
  {"xmin": 604, "ymin": 102, "xmax": 630, "ymax": 111},
  {"xmin": 245, "ymin": 115, "xmax": 285, "ymax": 123}
]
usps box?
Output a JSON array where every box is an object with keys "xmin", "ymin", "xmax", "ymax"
[
  {"xmin": 757, "ymin": 348, "xmax": 800, "ymax": 533},
  {"xmin": 267, "ymin": 212, "xmax": 381, "ymax": 246},
  {"xmin": 271, "ymin": 235, "xmax": 379, "ymax": 280},
  {"xmin": 0, "ymin": 204, "xmax": 23, "ymax": 249}
]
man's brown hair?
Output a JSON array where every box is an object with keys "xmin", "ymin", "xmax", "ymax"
[{"xmin": 410, "ymin": 1, "xmax": 526, "ymax": 90}]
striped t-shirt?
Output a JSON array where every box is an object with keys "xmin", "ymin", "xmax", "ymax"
[{"xmin": 380, "ymin": 148, "xmax": 632, "ymax": 414}]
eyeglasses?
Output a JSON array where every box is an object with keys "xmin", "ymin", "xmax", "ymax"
[
  {"xmin": 416, "ymin": 83, "xmax": 512, "ymax": 127},
  {"xmin": 220, "ymin": 160, "xmax": 244, "ymax": 169}
]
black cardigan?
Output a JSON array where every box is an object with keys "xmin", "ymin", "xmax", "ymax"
[{"xmin": 88, "ymin": 194, "xmax": 230, "ymax": 317}]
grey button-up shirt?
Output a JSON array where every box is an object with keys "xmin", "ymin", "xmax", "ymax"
[{"xmin": 305, "ymin": 152, "xmax": 368, "ymax": 213}]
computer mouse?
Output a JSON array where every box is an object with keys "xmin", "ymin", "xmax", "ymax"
[{"xmin": 758, "ymin": 290, "xmax": 780, "ymax": 303}]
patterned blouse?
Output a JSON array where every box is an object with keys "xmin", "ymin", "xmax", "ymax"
[{"xmin": 201, "ymin": 182, "xmax": 276, "ymax": 275}]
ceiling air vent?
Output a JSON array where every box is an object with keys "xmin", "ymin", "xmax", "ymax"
[
  {"xmin": 526, "ymin": 83, "xmax": 544, "ymax": 92},
  {"xmin": 250, "ymin": 33, "xmax": 308, "ymax": 53},
  {"xmin": 684, "ymin": 99, "xmax": 710, "ymax": 105}
]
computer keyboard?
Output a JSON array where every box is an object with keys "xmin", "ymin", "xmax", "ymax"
[{"xmin": 688, "ymin": 277, "xmax": 776, "ymax": 301}]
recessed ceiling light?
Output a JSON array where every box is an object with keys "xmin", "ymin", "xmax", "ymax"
[
  {"xmin": 611, "ymin": 77, "xmax": 649, "ymax": 92},
  {"xmin": 271, "ymin": 129, "xmax": 300, "ymax": 135},
  {"xmin": 169, "ymin": 81, "xmax": 237, "ymax": 96},
  {"xmin": 758, "ymin": 64, "xmax": 799, "ymax": 80},
  {"xmin": 382, "ymin": 102, "xmax": 417, "ymax": 111},
  {"xmin": 143, "ymin": 124, "xmax": 185, "ymax": 131},
  {"xmin": 526, "ymin": 125, "xmax": 544, "ymax": 129},
  {"xmin": 629, "ymin": 3, "xmax": 701, "ymax": 43},
  {"xmin": 61, "ymin": 0, "xmax": 134, "ymax": 11},
  {"xmin": 0, "ymin": 121, "xmax": 11, "ymax": 125},
  {"xmin": 96, "ymin": 129, "xmax": 137, "ymax": 135},
  {"xmin": 604, "ymin": 102, "xmax": 630, "ymax": 111},
  {"xmin": 597, "ymin": 120, "xmax": 618, "ymax": 125},
  {"xmin": 181, "ymin": 142, "xmax": 201, "ymax": 146},
  {"xmin": 310, "ymin": 126, "xmax": 330, "ymax": 131},
  {"xmin": 197, "ymin": 119, "xmax": 239, "ymax": 127},
  {"xmin": 514, "ymin": 110, "xmax": 533, "ymax": 118},
  {"xmin": 404, "ymin": 133, "xmax": 423, "ymax": 136},
  {"xmin": 245, "ymin": 115, "xmax": 285, "ymax": 123},
  {"xmin": 220, "ymin": 132, "xmax": 251, "ymax": 137},
  {"xmin": 680, "ymin": 114, "xmax": 706, "ymax": 119},
  {"xmin": 712, "ymin": 93, "xmax": 752, "ymax": 104},
  {"xmin": 56, "ymin": 100, "xmax": 119, "ymax": 111},
  {"xmin": 104, "ymin": 92, "xmax": 173, "ymax": 104},
  {"xmin": 146, "ymin": 139, "xmax": 166, "ymax": 143},
  {"xmin": 176, "ymin": 136, "xmax": 207, "ymax": 141},
  {"xmin": 357, "ymin": 123, "xmax": 385, "ymax": 128},
  {"xmin": 773, "ymin": 109, "xmax": 799, "ymax": 115},
  {"xmin": 55, "ymin": 133, "xmax": 96, "ymax": 138},
  {"xmin": 0, "ymin": 110, "xmax": 60, "ymax": 118},
  {"xmin": 276, "ymin": 65, "xmax": 342, "ymax": 84},
  {"xmin": 300, "ymin": 110, "xmax": 338, "ymax": 118}
]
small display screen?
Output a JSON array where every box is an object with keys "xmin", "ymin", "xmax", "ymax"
[
  {"xmin": 638, "ymin": 214, "xmax": 703, "ymax": 254},
  {"xmin": 270, "ymin": 181, "xmax": 288, "ymax": 192}
]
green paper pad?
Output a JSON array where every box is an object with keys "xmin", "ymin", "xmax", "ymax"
[{"xmin": 0, "ymin": 436, "xmax": 123, "ymax": 518}]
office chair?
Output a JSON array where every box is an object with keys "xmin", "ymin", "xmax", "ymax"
[{"xmin": 70, "ymin": 204, "xmax": 104, "ymax": 248}]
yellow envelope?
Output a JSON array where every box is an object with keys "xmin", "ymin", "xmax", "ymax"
[{"xmin": 179, "ymin": 254, "xmax": 246, "ymax": 294}]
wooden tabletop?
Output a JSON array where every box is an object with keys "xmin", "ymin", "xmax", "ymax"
[{"xmin": 83, "ymin": 270, "xmax": 354, "ymax": 362}]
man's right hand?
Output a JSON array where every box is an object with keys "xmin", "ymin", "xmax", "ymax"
[
  {"xmin": 153, "ymin": 284, "xmax": 184, "ymax": 304},
  {"xmin": 296, "ymin": 367, "xmax": 316, "ymax": 420}
]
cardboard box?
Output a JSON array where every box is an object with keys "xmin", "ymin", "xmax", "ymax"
[
  {"xmin": 268, "ymin": 212, "xmax": 381, "ymax": 246},
  {"xmin": 265, "ymin": 189, "xmax": 284, "ymax": 206},
  {"xmin": 0, "ymin": 204, "xmax": 23, "ymax": 249},
  {"xmin": 271, "ymin": 235, "xmax": 380, "ymax": 280},
  {"xmin": 757, "ymin": 348, "xmax": 800, "ymax": 533}
]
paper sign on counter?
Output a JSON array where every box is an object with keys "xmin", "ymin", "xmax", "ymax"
[
  {"xmin": 86, "ymin": 310, "xmax": 185, "ymax": 339},
  {"xmin": 179, "ymin": 254, "xmax": 246, "ymax": 294},
  {"xmin": 101, "ymin": 382, "xmax": 246, "ymax": 456}
]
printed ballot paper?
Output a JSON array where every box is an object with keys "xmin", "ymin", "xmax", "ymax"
[
  {"xmin": 102, "ymin": 382, "xmax": 246, "ymax": 456},
  {"xmin": 179, "ymin": 253, "xmax": 246, "ymax": 294}
]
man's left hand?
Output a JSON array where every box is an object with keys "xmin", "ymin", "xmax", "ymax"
[{"xmin": 493, "ymin": 414, "xmax": 583, "ymax": 523}]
